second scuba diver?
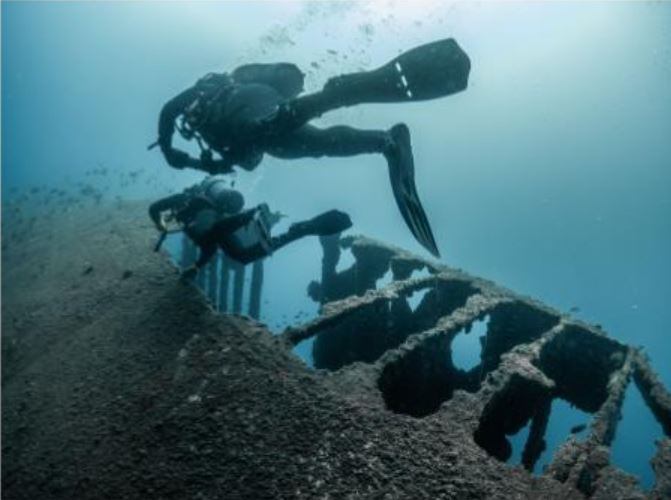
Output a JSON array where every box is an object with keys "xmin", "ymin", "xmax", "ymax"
[{"xmin": 149, "ymin": 176, "xmax": 352, "ymax": 279}]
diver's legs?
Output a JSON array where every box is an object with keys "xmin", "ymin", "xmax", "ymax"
[
  {"xmin": 265, "ymin": 122, "xmax": 439, "ymax": 257},
  {"xmin": 220, "ymin": 210, "xmax": 352, "ymax": 265},
  {"xmin": 257, "ymin": 74, "xmax": 369, "ymax": 132},
  {"xmin": 255, "ymin": 39, "xmax": 470, "ymax": 136},
  {"xmin": 264, "ymin": 125, "xmax": 390, "ymax": 159},
  {"xmin": 262, "ymin": 63, "xmax": 419, "ymax": 131}
]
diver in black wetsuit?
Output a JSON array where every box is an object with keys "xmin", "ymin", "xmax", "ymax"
[
  {"xmin": 150, "ymin": 38, "xmax": 471, "ymax": 257},
  {"xmin": 154, "ymin": 68, "xmax": 393, "ymax": 175},
  {"xmin": 149, "ymin": 176, "xmax": 351, "ymax": 279}
]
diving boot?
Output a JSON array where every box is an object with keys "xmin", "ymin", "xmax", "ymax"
[
  {"xmin": 287, "ymin": 210, "xmax": 352, "ymax": 239},
  {"xmin": 384, "ymin": 123, "xmax": 440, "ymax": 257}
]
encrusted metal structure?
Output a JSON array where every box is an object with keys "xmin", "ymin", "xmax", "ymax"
[
  {"xmin": 3, "ymin": 201, "xmax": 670, "ymax": 498},
  {"xmin": 281, "ymin": 234, "xmax": 671, "ymax": 497}
]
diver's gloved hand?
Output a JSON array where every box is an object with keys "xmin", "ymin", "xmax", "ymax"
[
  {"xmin": 154, "ymin": 213, "xmax": 168, "ymax": 232},
  {"xmin": 200, "ymin": 150, "xmax": 234, "ymax": 175},
  {"xmin": 200, "ymin": 150, "xmax": 216, "ymax": 173},
  {"xmin": 163, "ymin": 149, "xmax": 191, "ymax": 169}
]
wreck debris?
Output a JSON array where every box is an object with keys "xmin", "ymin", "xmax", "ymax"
[
  {"xmin": 249, "ymin": 260, "xmax": 264, "ymax": 320},
  {"xmin": 633, "ymin": 350, "xmax": 671, "ymax": 437},
  {"xmin": 284, "ymin": 234, "xmax": 671, "ymax": 496},
  {"xmin": 173, "ymin": 229, "xmax": 669, "ymax": 496},
  {"xmin": 232, "ymin": 261, "xmax": 245, "ymax": 314},
  {"xmin": 522, "ymin": 395, "xmax": 553, "ymax": 471},
  {"xmin": 651, "ymin": 439, "xmax": 671, "ymax": 498},
  {"xmin": 2, "ymin": 202, "xmax": 669, "ymax": 499},
  {"xmin": 206, "ymin": 257, "xmax": 218, "ymax": 305}
]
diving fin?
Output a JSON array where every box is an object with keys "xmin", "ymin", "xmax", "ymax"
[
  {"xmin": 324, "ymin": 38, "xmax": 471, "ymax": 106},
  {"xmin": 385, "ymin": 124, "xmax": 440, "ymax": 258}
]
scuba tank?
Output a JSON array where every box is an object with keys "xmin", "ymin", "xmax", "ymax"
[
  {"xmin": 228, "ymin": 203, "xmax": 273, "ymax": 257},
  {"xmin": 199, "ymin": 176, "xmax": 245, "ymax": 214},
  {"xmin": 169, "ymin": 177, "xmax": 245, "ymax": 243}
]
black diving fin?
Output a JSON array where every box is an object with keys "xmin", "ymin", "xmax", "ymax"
[
  {"xmin": 324, "ymin": 38, "xmax": 471, "ymax": 107},
  {"xmin": 386, "ymin": 124, "xmax": 440, "ymax": 258}
]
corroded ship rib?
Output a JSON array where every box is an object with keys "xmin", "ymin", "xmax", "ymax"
[{"xmin": 282, "ymin": 234, "xmax": 671, "ymax": 497}]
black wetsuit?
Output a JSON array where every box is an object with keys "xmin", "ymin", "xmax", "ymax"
[{"xmin": 157, "ymin": 64, "xmax": 390, "ymax": 173}]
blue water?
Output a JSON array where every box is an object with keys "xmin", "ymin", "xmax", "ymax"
[
  {"xmin": 452, "ymin": 316, "xmax": 489, "ymax": 371},
  {"xmin": 509, "ymin": 399, "xmax": 591, "ymax": 474},
  {"xmin": 3, "ymin": 0, "xmax": 670, "ymax": 490}
]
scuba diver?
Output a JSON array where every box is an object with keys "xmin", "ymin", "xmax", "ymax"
[
  {"xmin": 150, "ymin": 38, "xmax": 471, "ymax": 258},
  {"xmin": 149, "ymin": 176, "xmax": 352, "ymax": 279}
]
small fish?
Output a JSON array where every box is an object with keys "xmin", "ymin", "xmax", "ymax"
[
  {"xmin": 570, "ymin": 424, "xmax": 586, "ymax": 434},
  {"xmin": 569, "ymin": 306, "xmax": 580, "ymax": 313}
]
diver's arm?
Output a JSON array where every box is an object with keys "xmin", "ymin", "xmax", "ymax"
[
  {"xmin": 180, "ymin": 241, "xmax": 217, "ymax": 281},
  {"xmin": 158, "ymin": 86, "xmax": 202, "ymax": 169},
  {"xmin": 228, "ymin": 148, "xmax": 263, "ymax": 172},
  {"xmin": 199, "ymin": 150, "xmax": 235, "ymax": 175},
  {"xmin": 148, "ymin": 193, "xmax": 188, "ymax": 230}
]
